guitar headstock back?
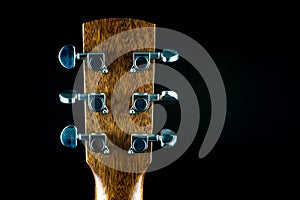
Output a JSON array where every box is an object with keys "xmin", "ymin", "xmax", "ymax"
[{"xmin": 83, "ymin": 18, "xmax": 155, "ymax": 173}]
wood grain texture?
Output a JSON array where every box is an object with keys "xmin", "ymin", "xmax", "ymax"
[{"xmin": 83, "ymin": 18, "xmax": 155, "ymax": 200}]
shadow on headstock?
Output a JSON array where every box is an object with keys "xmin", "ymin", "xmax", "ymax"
[{"xmin": 58, "ymin": 18, "xmax": 179, "ymax": 200}]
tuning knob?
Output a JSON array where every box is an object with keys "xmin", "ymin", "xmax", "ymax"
[
  {"xmin": 128, "ymin": 129, "xmax": 177, "ymax": 154},
  {"xmin": 160, "ymin": 49, "xmax": 179, "ymax": 62},
  {"xmin": 58, "ymin": 44, "xmax": 82, "ymax": 69},
  {"xmin": 58, "ymin": 44, "xmax": 108, "ymax": 73},
  {"xmin": 60, "ymin": 125, "xmax": 109, "ymax": 154},
  {"xmin": 159, "ymin": 90, "xmax": 178, "ymax": 104},
  {"xmin": 59, "ymin": 89, "xmax": 78, "ymax": 104},
  {"xmin": 60, "ymin": 125, "xmax": 78, "ymax": 148},
  {"xmin": 130, "ymin": 90, "xmax": 178, "ymax": 114},
  {"xmin": 130, "ymin": 49, "xmax": 179, "ymax": 73},
  {"xmin": 158, "ymin": 129, "xmax": 177, "ymax": 147}
]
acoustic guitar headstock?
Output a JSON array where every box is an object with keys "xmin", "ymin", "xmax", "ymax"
[{"xmin": 58, "ymin": 18, "xmax": 179, "ymax": 200}]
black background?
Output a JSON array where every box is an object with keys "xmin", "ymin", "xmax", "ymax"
[{"xmin": 4, "ymin": 4, "xmax": 299, "ymax": 199}]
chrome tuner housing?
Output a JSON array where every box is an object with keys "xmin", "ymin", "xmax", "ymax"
[
  {"xmin": 88, "ymin": 93, "xmax": 109, "ymax": 113},
  {"xmin": 128, "ymin": 134, "xmax": 150, "ymax": 154}
]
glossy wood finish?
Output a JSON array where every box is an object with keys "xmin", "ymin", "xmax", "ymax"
[{"xmin": 83, "ymin": 18, "xmax": 155, "ymax": 200}]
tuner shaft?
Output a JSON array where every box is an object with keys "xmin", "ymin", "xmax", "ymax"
[{"xmin": 76, "ymin": 53, "xmax": 87, "ymax": 60}]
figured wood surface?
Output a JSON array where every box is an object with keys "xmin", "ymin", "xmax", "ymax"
[{"xmin": 83, "ymin": 18, "xmax": 155, "ymax": 200}]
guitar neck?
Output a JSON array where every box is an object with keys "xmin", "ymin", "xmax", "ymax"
[
  {"xmin": 83, "ymin": 18, "xmax": 155, "ymax": 200},
  {"xmin": 90, "ymin": 164, "xmax": 145, "ymax": 200}
]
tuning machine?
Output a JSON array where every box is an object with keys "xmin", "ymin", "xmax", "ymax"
[
  {"xmin": 128, "ymin": 129, "xmax": 177, "ymax": 154},
  {"xmin": 130, "ymin": 49, "xmax": 179, "ymax": 73},
  {"xmin": 129, "ymin": 90, "xmax": 178, "ymax": 114},
  {"xmin": 60, "ymin": 125, "xmax": 110, "ymax": 154},
  {"xmin": 58, "ymin": 44, "xmax": 108, "ymax": 73},
  {"xmin": 59, "ymin": 90, "xmax": 108, "ymax": 114}
]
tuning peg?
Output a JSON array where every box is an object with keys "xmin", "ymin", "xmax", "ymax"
[
  {"xmin": 158, "ymin": 129, "xmax": 177, "ymax": 147},
  {"xmin": 128, "ymin": 129, "xmax": 177, "ymax": 154},
  {"xmin": 58, "ymin": 44, "xmax": 83, "ymax": 69},
  {"xmin": 160, "ymin": 49, "xmax": 179, "ymax": 62},
  {"xmin": 130, "ymin": 49, "xmax": 179, "ymax": 73},
  {"xmin": 60, "ymin": 125, "xmax": 78, "ymax": 148},
  {"xmin": 60, "ymin": 125, "xmax": 109, "ymax": 154},
  {"xmin": 129, "ymin": 90, "xmax": 178, "ymax": 114},
  {"xmin": 58, "ymin": 44, "xmax": 108, "ymax": 73},
  {"xmin": 59, "ymin": 89, "xmax": 78, "ymax": 104},
  {"xmin": 59, "ymin": 90, "xmax": 108, "ymax": 113},
  {"xmin": 159, "ymin": 90, "xmax": 178, "ymax": 104}
]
